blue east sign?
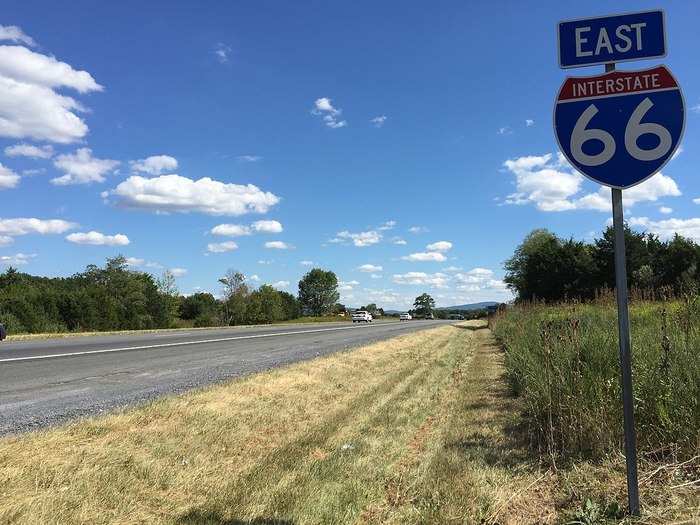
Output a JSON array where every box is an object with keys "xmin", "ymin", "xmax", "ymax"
[{"xmin": 558, "ymin": 10, "xmax": 666, "ymax": 69}]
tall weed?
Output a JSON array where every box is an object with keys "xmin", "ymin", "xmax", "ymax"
[{"xmin": 490, "ymin": 298, "xmax": 699, "ymax": 461}]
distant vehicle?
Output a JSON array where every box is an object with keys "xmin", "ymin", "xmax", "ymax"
[
  {"xmin": 449, "ymin": 314, "xmax": 464, "ymax": 320},
  {"xmin": 424, "ymin": 313, "xmax": 435, "ymax": 320},
  {"xmin": 352, "ymin": 310, "xmax": 373, "ymax": 323},
  {"xmin": 399, "ymin": 313, "xmax": 412, "ymax": 321},
  {"xmin": 0, "ymin": 323, "xmax": 6, "ymax": 341}
]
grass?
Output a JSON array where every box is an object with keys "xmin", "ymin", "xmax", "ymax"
[
  {"xmin": 489, "ymin": 299, "xmax": 699, "ymax": 460},
  {"xmin": 0, "ymin": 321, "xmax": 696, "ymax": 523}
]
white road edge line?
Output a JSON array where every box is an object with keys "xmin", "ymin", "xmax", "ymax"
[{"xmin": 0, "ymin": 323, "xmax": 419, "ymax": 364}]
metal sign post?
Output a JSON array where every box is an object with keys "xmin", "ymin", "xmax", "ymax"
[
  {"xmin": 555, "ymin": 10, "xmax": 685, "ymax": 517},
  {"xmin": 607, "ymin": 64, "xmax": 640, "ymax": 516}
]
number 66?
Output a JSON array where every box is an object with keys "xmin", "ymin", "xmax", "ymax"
[{"xmin": 570, "ymin": 97, "xmax": 672, "ymax": 167}]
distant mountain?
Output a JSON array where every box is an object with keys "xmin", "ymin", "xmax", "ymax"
[{"xmin": 437, "ymin": 301, "xmax": 499, "ymax": 311}]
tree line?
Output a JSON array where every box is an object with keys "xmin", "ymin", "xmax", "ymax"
[
  {"xmin": 0, "ymin": 258, "xmax": 343, "ymax": 334},
  {"xmin": 505, "ymin": 226, "xmax": 700, "ymax": 302}
]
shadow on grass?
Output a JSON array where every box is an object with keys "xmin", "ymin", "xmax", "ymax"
[
  {"xmin": 177, "ymin": 510, "xmax": 294, "ymax": 525},
  {"xmin": 444, "ymin": 343, "xmax": 536, "ymax": 471},
  {"xmin": 453, "ymin": 324, "xmax": 487, "ymax": 332}
]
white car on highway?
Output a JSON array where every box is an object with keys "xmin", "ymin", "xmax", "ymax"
[
  {"xmin": 399, "ymin": 313, "xmax": 412, "ymax": 321},
  {"xmin": 352, "ymin": 310, "xmax": 373, "ymax": 323}
]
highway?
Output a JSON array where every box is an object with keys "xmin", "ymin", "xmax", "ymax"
[{"xmin": 0, "ymin": 319, "xmax": 449, "ymax": 435}]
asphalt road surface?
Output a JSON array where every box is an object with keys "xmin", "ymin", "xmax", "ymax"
[{"xmin": 0, "ymin": 320, "xmax": 449, "ymax": 435}]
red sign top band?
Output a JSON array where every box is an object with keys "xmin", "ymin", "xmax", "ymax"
[{"xmin": 558, "ymin": 66, "xmax": 678, "ymax": 102}]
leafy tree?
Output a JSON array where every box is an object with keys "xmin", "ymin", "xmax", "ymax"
[
  {"xmin": 0, "ymin": 256, "xmax": 172, "ymax": 334},
  {"xmin": 506, "ymin": 227, "xmax": 700, "ymax": 302},
  {"xmin": 298, "ymin": 268, "xmax": 339, "ymax": 316},
  {"xmin": 279, "ymin": 291, "xmax": 301, "ymax": 320},
  {"xmin": 157, "ymin": 270, "xmax": 180, "ymax": 326},
  {"xmin": 332, "ymin": 303, "xmax": 346, "ymax": 315},
  {"xmin": 180, "ymin": 293, "xmax": 218, "ymax": 322},
  {"xmin": 219, "ymin": 270, "xmax": 249, "ymax": 325},
  {"xmin": 413, "ymin": 293, "xmax": 435, "ymax": 317},
  {"xmin": 254, "ymin": 285, "xmax": 284, "ymax": 324},
  {"xmin": 593, "ymin": 225, "xmax": 654, "ymax": 290}
]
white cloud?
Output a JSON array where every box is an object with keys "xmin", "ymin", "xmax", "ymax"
[
  {"xmin": 213, "ymin": 43, "xmax": 232, "ymax": 63},
  {"xmin": 0, "ymin": 25, "xmax": 36, "ymax": 47},
  {"xmin": 574, "ymin": 173, "xmax": 681, "ymax": 212},
  {"xmin": 314, "ymin": 98, "xmax": 339, "ymax": 115},
  {"xmin": 211, "ymin": 224, "xmax": 251, "ymax": 237},
  {"xmin": 629, "ymin": 217, "xmax": 700, "ymax": 242},
  {"xmin": 0, "ymin": 45, "xmax": 102, "ymax": 93},
  {"xmin": 52, "ymin": 148, "xmax": 120, "ymax": 185},
  {"xmin": 358, "ymin": 264, "xmax": 382, "ymax": 272},
  {"xmin": 503, "ymin": 153, "xmax": 680, "ymax": 212},
  {"xmin": 0, "ymin": 163, "xmax": 19, "ymax": 189},
  {"xmin": 0, "ymin": 235, "xmax": 12, "ymax": 246},
  {"xmin": 300, "ymin": 260, "xmax": 314, "ymax": 266},
  {"xmin": 129, "ymin": 155, "xmax": 178, "ymax": 175},
  {"xmin": 22, "ymin": 168, "xmax": 45, "ymax": 176},
  {"xmin": 0, "ymin": 252, "xmax": 35, "ymax": 266},
  {"xmin": 377, "ymin": 220, "xmax": 396, "ymax": 231},
  {"xmin": 211, "ymin": 220, "xmax": 282, "ymax": 236},
  {"xmin": 408, "ymin": 226, "xmax": 428, "ymax": 234},
  {"xmin": 525, "ymin": 119, "xmax": 534, "ymax": 127},
  {"xmin": 339, "ymin": 280, "xmax": 359, "ymax": 291},
  {"xmin": 207, "ymin": 241, "xmax": 238, "ymax": 253},
  {"xmin": 271, "ymin": 280, "xmax": 289, "ymax": 290},
  {"xmin": 392, "ymin": 238, "xmax": 407, "ymax": 245},
  {"xmin": 0, "ymin": 218, "xmax": 76, "ymax": 236},
  {"xmin": 442, "ymin": 266, "xmax": 462, "ymax": 272},
  {"xmin": 66, "ymin": 231, "xmax": 129, "ymax": 246},
  {"xmin": 333, "ymin": 230, "xmax": 382, "ymax": 247},
  {"xmin": 265, "ymin": 241, "xmax": 291, "ymax": 250},
  {"xmin": 401, "ymin": 252, "xmax": 447, "ymax": 262},
  {"xmin": 258, "ymin": 259, "xmax": 273, "ymax": 265},
  {"xmin": 425, "ymin": 241, "xmax": 452, "ymax": 252},
  {"xmin": 170, "ymin": 268, "xmax": 187, "ymax": 277},
  {"xmin": 691, "ymin": 103, "xmax": 700, "ymax": 114},
  {"xmin": 497, "ymin": 126, "xmax": 513, "ymax": 135},
  {"xmin": 0, "ymin": 76, "xmax": 89, "ymax": 144},
  {"xmin": 125, "ymin": 257, "xmax": 145, "ymax": 266},
  {"xmin": 370, "ymin": 115, "xmax": 387, "ymax": 128},
  {"xmin": 0, "ymin": 42, "xmax": 102, "ymax": 144},
  {"xmin": 465, "ymin": 267, "xmax": 493, "ymax": 277},
  {"xmin": 4, "ymin": 143, "xmax": 53, "ymax": 159},
  {"xmin": 503, "ymin": 153, "xmax": 582, "ymax": 211},
  {"xmin": 237, "ymin": 155, "xmax": 262, "ymax": 162},
  {"xmin": 312, "ymin": 97, "xmax": 347, "ymax": 128},
  {"xmin": 392, "ymin": 272, "xmax": 449, "ymax": 288},
  {"xmin": 248, "ymin": 274, "xmax": 260, "ymax": 282},
  {"xmin": 371, "ymin": 273, "xmax": 382, "ymax": 279},
  {"xmin": 453, "ymin": 268, "xmax": 508, "ymax": 295},
  {"xmin": 106, "ymin": 174, "xmax": 280, "ymax": 216},
  {"xmin": 252, "ymin": 220, "xmax": 283, "ymax": 233},
  {"xmin": 659, "ymin": 206, "xmax": 673, "ymax": 215},
  {"xmin": 125, "ymin": 257, "xmax": 166, "ymax": 271}
]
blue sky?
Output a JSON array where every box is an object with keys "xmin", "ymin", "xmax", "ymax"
[{"xmin": 1, "ymin": 1, "xmax": 699, "ymax": 309}]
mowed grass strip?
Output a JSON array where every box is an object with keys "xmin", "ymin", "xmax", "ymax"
[
  {"xmin": 0, "ymin": 324, "xmax": 478, "ymax": 524},
  {"xmin": 360, "ymin": 325, "xmax": 555, "ymax": 525}
]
